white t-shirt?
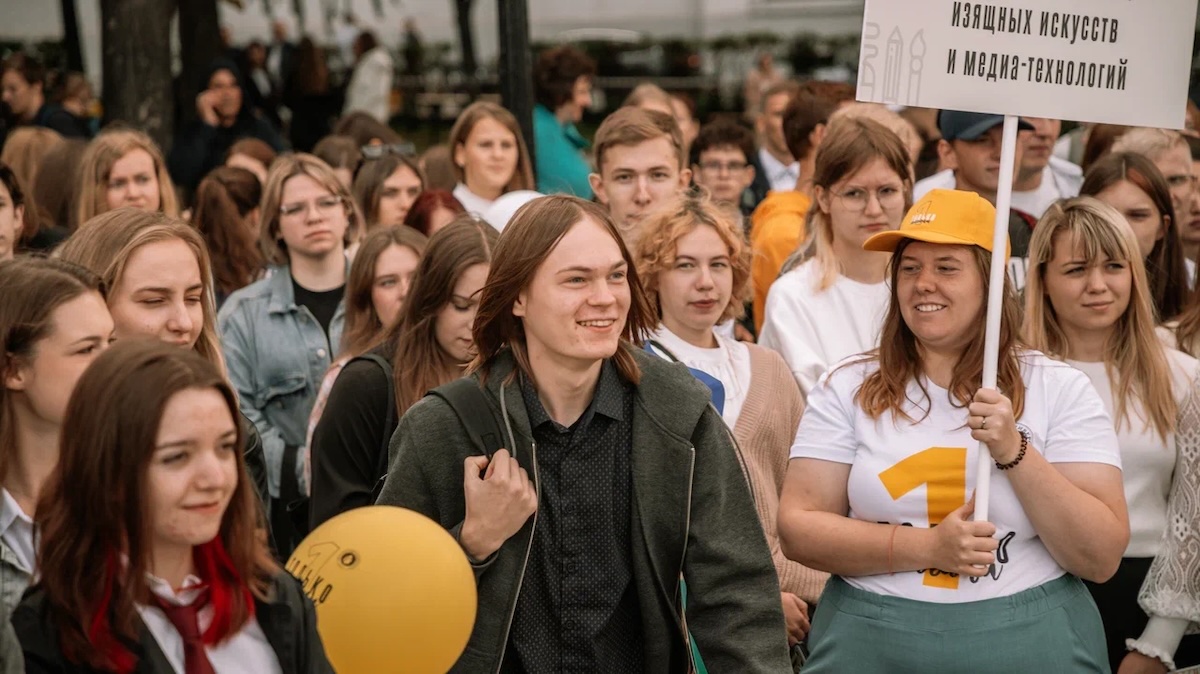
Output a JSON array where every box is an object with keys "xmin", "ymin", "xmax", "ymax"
[
  {"xmin": 791, "ymin": 351, "xmax": 1121, "ymax": 603},
  {"xmin": 647, "ymin": 325, "xmax": 752, "ymax": 429},
  {"xmin": 758, "ymin": 259, "xmax": 889, "ymax": 397},
  {"xmin": 1068, "ymin": 349, "xmax": 1198, "ymax": 556},
  {"xmin": 1009, "ymin": 158, "xmax": 1084, "ymax": 218}
]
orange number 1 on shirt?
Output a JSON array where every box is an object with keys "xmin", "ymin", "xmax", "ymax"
[{"xmin": 878, "ymin": 447, "xmax": 967, "ymax": 589}]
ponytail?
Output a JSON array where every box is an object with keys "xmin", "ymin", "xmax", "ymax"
[{"xmin": 192, "ymin": 166, "xmax": 265, "ymax": 297}]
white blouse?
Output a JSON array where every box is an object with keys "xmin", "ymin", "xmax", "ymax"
[{"xmin": 137, "ymin": 573, "xmax": 283, "ymax": 674}]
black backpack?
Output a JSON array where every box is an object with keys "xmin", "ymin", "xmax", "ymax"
[{"xmin": 371, "ymin": 374, "xmax": 507, "ymax": 498}]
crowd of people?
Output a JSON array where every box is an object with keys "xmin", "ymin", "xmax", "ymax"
[{"xmin": 0, "ymin": 30, "xmax": 1198, "ymax": 674}]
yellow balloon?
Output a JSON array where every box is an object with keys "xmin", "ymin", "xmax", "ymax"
[{"xmin": 286, "ymin": 506, "xmax": 477, "ymax": 673}]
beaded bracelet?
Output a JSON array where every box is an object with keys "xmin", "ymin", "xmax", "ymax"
[{"xmin": 996, "ymin": 428, "xmax": 1029, "ymax": 470}]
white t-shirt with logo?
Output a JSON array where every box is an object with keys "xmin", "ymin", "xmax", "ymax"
[{"xmin": 791, "ymin": 351, "xmax": 1121, "ymax": 603}]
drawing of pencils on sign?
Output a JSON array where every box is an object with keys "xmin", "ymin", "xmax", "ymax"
[
  {"xmin": 908, "ymin": 30, "xmax": 926, "ymax": 106},
  {"xmin": 860, "ymin": 23, "xmax": 881, "ymax": 100},
  {"xmin": 883, "ymin": 27, "xmax": 903, "ymax": 104}
]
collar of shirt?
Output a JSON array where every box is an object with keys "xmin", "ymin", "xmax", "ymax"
[
  {"xmin": 759, "ymin": 147, "xmax": 799, "ymax": 188},
  {"xmin": 144, "ymin": 571, "xmax": 206, "ymax": 607},
  {"xmin": 0, "ymin": 488, "xmax": 34, "ymax": 573},
  {"xmin": 520, "ymin": 359, "xmax": 627, "ymax": 432}
]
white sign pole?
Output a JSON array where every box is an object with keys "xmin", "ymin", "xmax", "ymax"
[{"xmin": 974, "ymin": 114, "xmax": 1020, "ymax": 523}]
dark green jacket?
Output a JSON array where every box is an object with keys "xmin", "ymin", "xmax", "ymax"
[{"xmin": 377, "ymin": 346, "xmax": 790, "ymax": 673}]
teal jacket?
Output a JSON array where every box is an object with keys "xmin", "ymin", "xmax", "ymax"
[
  {"xmin": 533, "ymin": 104, "xmax": 593, "ymax": 199},
  {"xmin": 377, "ymin": 346, "xmax": 790, "ymax": 673}
]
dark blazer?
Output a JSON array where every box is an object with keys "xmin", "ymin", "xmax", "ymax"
[
  {"xmin": 11, "ymin": 572, "xmax": 332, "ymax": 674},
  {"xmin": 376, "ymin": 346, "xmax": 791, "ymax": 673}
]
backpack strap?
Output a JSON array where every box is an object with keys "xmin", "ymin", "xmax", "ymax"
[
  {"xmin": 427, "ymin": 377, "xmax": 505, "ymax": 459},
  {"xmin": 347, "ymin": 353, "xmax": 396, "ymax": 481}
]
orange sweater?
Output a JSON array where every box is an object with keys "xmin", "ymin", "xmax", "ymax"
[
  {"xmin": 749, "ymin": 191, "xmax": 812, "ymax": 332},
  {"xmin": 734, "ymin": 343, "xmax": 829, "ymax": 604}
]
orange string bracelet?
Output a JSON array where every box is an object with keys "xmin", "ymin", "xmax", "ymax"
[{"xmin": 887, "ymin": 524, "xmax": 901, "ymax": 575}]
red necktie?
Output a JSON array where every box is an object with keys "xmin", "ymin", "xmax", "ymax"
[{"xmin": 152, "ymin": 588, "xmax": 217, "ymax": 674}]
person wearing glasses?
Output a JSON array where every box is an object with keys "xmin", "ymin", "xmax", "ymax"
[
  {"xmin": 218, "ymin": 153, "xmax": 364, "ymax": 556},
  {"xmin": 691, "ymin": 121, "xmax": 758, "ymax": 218},
  {"xmin": 758, "ymin": 117, "xmax": 912, "ymax": 398}
]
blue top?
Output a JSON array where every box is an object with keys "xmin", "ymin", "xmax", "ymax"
[{"xmin": 533, "ymin": 104, "xmax": 593, "ymax": 199}]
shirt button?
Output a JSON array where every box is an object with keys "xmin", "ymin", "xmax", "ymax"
[{"xmin": 317, "ymin": 348, "xmax": 327, "ymax": 358}]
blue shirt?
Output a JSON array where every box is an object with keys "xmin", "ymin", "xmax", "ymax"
[{"xmin": 533, "ymin": 104, "xmax": 593, "ymax": 199}]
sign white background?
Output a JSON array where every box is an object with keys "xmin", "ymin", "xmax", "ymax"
[{"xmin": 857, "ymin": 0, "xmax": 1198, "ymax": 128}]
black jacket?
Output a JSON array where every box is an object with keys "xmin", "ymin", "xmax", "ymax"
[
  {"xmin": 376, "ymin": 347, "xmax": 791, "ymax": 673},
  {"xmin": 11, "ymin": 572, "xmax": 332, "ymax": 674},
  {"xmin": 242, "ymin": 410, "xmax": 270, "ymax": 513},
  {"xmin": 167, "ymin": 114, "xmax": 286, "ymax": 191},
  {"xmin": 308, "ymin": 348, "xmax": 395, "ymax": 530}
]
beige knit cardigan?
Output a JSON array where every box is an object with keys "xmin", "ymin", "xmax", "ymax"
[{"xmin": 733, "ymin": 343, "xmax": 830, "ymax": 605}]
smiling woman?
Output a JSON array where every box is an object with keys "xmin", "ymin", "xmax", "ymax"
[
  {"xmin": 307, "ymin": 215, "xmax": 495, "ymax": 530},
  {"xmin": 8, "ymin": 341, "xmax": 332, "ymax": 673},
  {"xmin": 0, "ymin": 258, "xmax": 111, "ymax": 631},
  {"xmin": 778, "ymin": 188, "xmax": 1130, "ymax": 673}
]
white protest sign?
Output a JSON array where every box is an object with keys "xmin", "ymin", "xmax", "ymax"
[{"xmin": 857, "ymin": 0, "xmax": 1198, "ymax": 128}]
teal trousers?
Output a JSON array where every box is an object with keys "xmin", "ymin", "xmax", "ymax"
[{"xmin": 802, "ymin": 574, "xmax": 1110, "ymax": 673}]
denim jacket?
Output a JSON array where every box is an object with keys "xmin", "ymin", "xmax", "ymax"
[{"xmin": 218, "ymin": 266, "xmax": 345, "ymax": 501}]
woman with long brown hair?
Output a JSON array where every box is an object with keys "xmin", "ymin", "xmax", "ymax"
[
  {"xmin": 778, "ymin": 189, "xmax": 1128, "ymax": 672},
  {"xmin": 1, "ymin": 258, "xmax": 112, "ymax": 625},
  {"xmin": 10, "ymin": 341, "xmax": 331, "ymax": 672},
  {"xmin": 191, "ymin": 166, "xmax": 266, "ymax": 307},
  {"xmin": 308, "ymin": 215, "xmax": 496, "ymax": 529},
  {"xmin": 352, "ymin": 152, "xmax": 424, "ymax": 230},
  {"xmin": 1024, "ymin": 197, "xmax": 1200, "ymax": 672},
  {"xmin": 448, "ymin": 102, "xmax": 535, "ymax": 216},
  {"xmin": 303, "ymin": 224, "xmax": 427, "ymax": 490}
]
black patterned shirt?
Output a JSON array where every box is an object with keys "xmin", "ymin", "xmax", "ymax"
[{"xmin": 504, "ymin": 360, "xmax": 643, "ymax": 673}]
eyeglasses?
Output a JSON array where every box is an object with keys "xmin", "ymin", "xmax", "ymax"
[
  {"xmin": 698, "ymin": 160, "xmax": 749, "ymax": 175},
  {"xmin": 361, "ymin": 142, "xmax": 417, "ymax": 160},
  {"xmin": 279, "ymin": 195, "xmax": 345, "ymax": 218},
  {"xmin": 835, "ymin": 185, "xmax": 906, "ymax": 212}
]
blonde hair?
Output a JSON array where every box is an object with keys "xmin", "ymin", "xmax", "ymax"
[
  {"xmin": 1023, "ymin": 197, "xmax": 1175, "ymax": 440},
  {"xmin": 57, "ymin": 208, "xmax": 226, "ymax": 376},
  {"xmin": 76, "ymin": 128, "xmax": 179, "ymax": 225},
  {"xmin": 828, "ymin": 103, "xmax": 923, "ymax": 167},
  {"xmin": 593, "ymin": 106, "xmax": 685, "ymax": 174},
  {"xmin": 1111, "ymin": 127, "xmax": 1188, "ymax": 162},
  {"xmin": 634, "ymin": 193, "xmax": 751, "ymax": 325},
  {"xmin": 447, "ymin": 102, "xmax": 535, "ymax": 194},
  {"xmin": 799, "ymin": 116, "xmax": 913, "ymax": 291},
  {"xmin": 258, "ymin": 153, "xmax": 364, "ymax": 266},
  {"xmin": 623, "ymin": 83, "xmax": 674, "ymax": 114},
  {"xmin": 1, "ymin": 127, "xmax": 64, "ymax": 235}
]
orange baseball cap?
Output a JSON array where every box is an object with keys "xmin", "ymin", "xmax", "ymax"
[{"xmin": 863, "ymin": 189, "xmax": 1011, "ymax": 258}]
